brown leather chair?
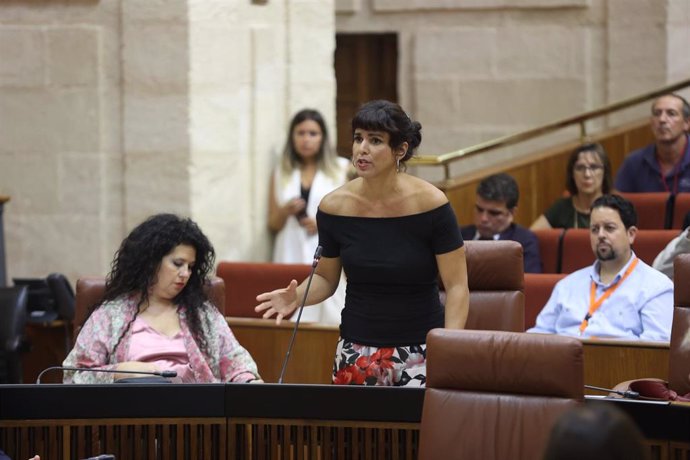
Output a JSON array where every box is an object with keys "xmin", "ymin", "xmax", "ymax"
[
  {"xmin": 216, "ymin": 262, "xmax": 312, "ymax": 318},
  {"xmin": 418, "ymin": 328, "xmax": 583, "ymax": 460},
  {"xmin": 73, "ymin": 276, "xmax": 226, "ymax": 341},
  {"xmin": 464, "ymin": 240, "xmax": 525, "ymax": 332}
]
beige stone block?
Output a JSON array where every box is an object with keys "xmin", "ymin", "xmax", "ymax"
[
  {"xmin": 190, "ymin": 89, "xmax": 248, "ymax": 154},
  {"xmin": 123, "ymin": 0, "xmax": 189, "ymax": 24},
  {"xmin": 373, "ymin": 0, "xmax": 586, "ymax": 11},
  {"xmin": 667, "ymin": 26, "xmax": 690, "ymax": 80},
  {"xmin": 190, "ymin": 27, "xmax": 252, "ymax": 87},
  {"xmin": 455, "ymin": 79, "xmax": 586, "ymax": 126},
  {"xmin": 0, "ymin": 27, "xmax": 45, "ymax": 87},
  {"xmin": 415, "ymin": 28, "xmax": 497, "ymax": 78},
  {"xmin": 0, "ymin": 88, "xmax": 100, "ymax": 152},
  {"xmin": 124, "ymin": 151, "xmax": 191, "ymax": 228},
  {"xmin": 58, "ymin": 154, "xmax": 102, "ymax": 214},
  {"xmin": 290, "ymin": 1, "xmax": 334, "ymax": 26},
  {"xmin": 607, "ymin": 27, "xmax": 666, "ymax": 80},
  {"xmin": 335, "ymin": 0, "xmax": 361, "ymax": 13},
  {"xmin": 122, "ymin": 23, "xmax": 188, "ymax": 91},
  {"xmin": 667, "ymin": 0, "xmax": 690, "ymax": 25},
  {"xmin": 414, "ymin": 79, "xmax": 461, "ymax": 129},
  {"xmin": 123, "ymin": 92, "xmax": 189, "ymax": 153},
  {"xmin": 0, "ymin": 152, "xmax": 59, "ymax": 214},
  {"xmin": 190, "ymin": 155, "xmax": 238, "ymax": 217},
  {"xmin": 46, "ymin": 27, "xmax": 99, "ymax": 87},
  {"xmin": 608, "ymin": 0, "xmax": 667, "ymax": 25},
  {"xmin": 496, "ymin": 27, "xmax": 585, "ymax": 77},
  {"xmin": 5, "ymin": 214, "xmax": 102, "ymax": 281},
  {"xmin": 288, "ymin": 82, "xmax": 335, "ymax": 119}
]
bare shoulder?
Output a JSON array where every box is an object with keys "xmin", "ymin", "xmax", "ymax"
[
  {"xmin": 319, "ymin": 179, "xmax": 360, "ymax": 214},
  {"xmin": 404, "ymin": 174, "xmax": 448, "ymax": 211}
]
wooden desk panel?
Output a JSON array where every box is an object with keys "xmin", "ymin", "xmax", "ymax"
[
  {"xmin": 582, "ymin": 339, "xmax": 669, "ymax": 394},
  {"xmin": 228, "ymin": 317, "xmax": 339, "ymax": 384},
  {"xmin": 229, "ymin": 319, "xmax": 671, "ymax": 391}
]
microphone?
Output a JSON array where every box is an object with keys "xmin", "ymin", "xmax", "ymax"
[
  {"xmin": 278, "ymin": 245, "xmax": 323, "ymax": 384},
  {"xmin": 36, "ymin": 366, "xmax": 177, "ymax": 384},
  {"xmin": 585, "ymin": 384, "xmax": 640, "ymax": 399}
]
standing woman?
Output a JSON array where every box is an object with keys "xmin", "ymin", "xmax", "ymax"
[
  {"xmin": 530, "ymin": 143, "xmax": 613, "ymax": 230},
  {"xmin": 64, "ymin": 214, "xmax": 261, "ymax": 384},
  {"xmin": 257, "ymin": 100, "xmax": 469, "ymax": 387},
  {"xmin": 268, "ymin": 109, "xmax": 350, "ymax": 324}
]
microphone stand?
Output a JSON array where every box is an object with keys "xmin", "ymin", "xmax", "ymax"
[
  {"xmin": 278, "ymin": 246, "xmax": 322, "ymax": 384},
  {"xmin": 584, "ymin": 384, "xmax": 640, "ymax": 399},
  {"xmin": 36, "ymin": 366, "xmax": 177, "ymax": 384}
]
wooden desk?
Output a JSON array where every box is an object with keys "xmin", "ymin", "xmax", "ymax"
[
  {"xmin": 1, "ymin": 384, "xmax": 688, "ymax": 460},
  {"xmin": 22, "ymin": 320, "xmax": 71, "ymax": 384},
  {"xmin": 229, "ymin": 318, "xmax": 671, "ymax": 392}
]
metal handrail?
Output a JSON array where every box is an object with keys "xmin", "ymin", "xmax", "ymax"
[{"xmin": 410, "ymin": 78, "xmax": 690, "ymax": 180}]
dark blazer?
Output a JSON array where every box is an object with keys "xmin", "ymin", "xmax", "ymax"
[{"xmin": 460, "ymin": 223, "xmax": 542, "ymax": 273}]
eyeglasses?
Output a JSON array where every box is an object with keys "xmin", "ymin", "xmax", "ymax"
[
  {"xmin": 573, "ymin": 164, "xmax": 604, "ymax": 174},
  {"xmin": 475, "ymin": 204, "xmax": 509, "ymax": 217}
]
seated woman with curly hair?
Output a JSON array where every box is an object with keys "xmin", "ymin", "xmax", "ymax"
[{"xmin": 63, "ymin": 213, "xmax": 261, "ymax": 384}]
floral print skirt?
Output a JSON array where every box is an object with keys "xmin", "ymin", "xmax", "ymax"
[{"xmin": 331, "ymin": 338, "xmax": 427, "ymax": 387}]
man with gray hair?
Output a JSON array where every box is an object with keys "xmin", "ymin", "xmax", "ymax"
[{"xmin": 615, "ymin": 93, "xmax": 690, "ymax": 193}]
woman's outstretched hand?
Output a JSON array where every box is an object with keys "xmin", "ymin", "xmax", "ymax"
[{"xmin": 255, "ymin": 279, "xmax": 299, "ymax": 325}]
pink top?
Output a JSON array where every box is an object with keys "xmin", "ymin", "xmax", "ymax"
[{"xmin": 127, "ymin": 317, "xmax": 194, "ymax": 383}]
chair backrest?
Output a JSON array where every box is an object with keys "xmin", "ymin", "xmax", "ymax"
[
  {"xmin": 523, "ymin": 273, "xmax": 567, "ymax": 330},
  {"xmin": 0, "ymin": 286, "xmax": 29, "ymax": 383},
  {"xmin": 560, "ymin": 229, "xmax": 592, "ymax": 273},
  {"xmin": 533, "ymin": 229, "xmax": 565, "ymax": 274},
  {"xmin": 46, "ymin": 273, "xmax": 75, "ymax": 320},
  {"xmin": 216, "ymin": 262, "xmax": 312, "ymax": 318},
  {"xmin": 631, "ymin": 229, "xmax": 678, "ymax": 266},
  {"xmin": 73, "ymin": 276, "xmax": 226, "ymax": 340},
  {"xmin": 618, "ymin": 192, "xmax": 672, "ymax": 229},
  {"xmin": 672, "ymin": 192, "xmax": 690, "ymax": 230},
  {"xmin": 464, "ymin": 240, "xmax": 524, "ymax": 332},
  {"xmin": 669, "ymin": 254, "xmax": 690, "ymax": 395},
  {"xmin": 419, "ymin": 329, "xmax": 583, "ymax": 460}
]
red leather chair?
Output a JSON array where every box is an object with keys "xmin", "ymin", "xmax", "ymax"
[
  {"xmin": 533, "ymin": 229, "xmax": 565, "ymax": 273},
  {"xmin": 618, "ymin": 192, "xmax": 671, "ymax": 229},
  {"xmin": 523, "ymin": 273, "xmax": 567, "ymax": 330},
  {"xmin": 560, "ymin": 229, "xmax": 591, "ymax": 273},
  {"xmin": 216, "ymin": 262, "xmax": 311, "ymax": 318},
  {"xmin": 631, "ymin": 229, "xmax": 678, "ymax": 266},
  {"xmin": 672, "ymin": 192, "xmax": 690, "ymax": 229},
  {"xmin": 73, "ymin": 276, "xmax": 225, "ymax": 340},
  {"xmin": 418, "ymin": 329, "xmax": 583, "ymax": 460}
]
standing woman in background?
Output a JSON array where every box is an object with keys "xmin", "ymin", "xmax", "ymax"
[
  {"xmin": 268, "ymin": 109, "xmax": 350, "ymax": 324},
  {"xmin": 531, "ymin": 143, "xmax": 613, "ymax": 230},
  {"xmin": 257, "ymin": 100, "xmax": 469, "ymax": 387}
]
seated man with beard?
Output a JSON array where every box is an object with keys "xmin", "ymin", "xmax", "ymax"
[{"xmin": 528, "ymin": 194, "xmax": 673, "ymax": 341}]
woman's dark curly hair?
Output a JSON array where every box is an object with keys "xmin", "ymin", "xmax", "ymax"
[{"xmin": 95, "ymin": 213, "xmax": 216, "ymax": 361}]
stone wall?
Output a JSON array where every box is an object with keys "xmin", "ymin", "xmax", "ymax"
[
  {"xmin": 0, "ymin": 0, "xmax": 687, "ymax": 283},
  {"xmin": 0, "ymin": 0, "xmax": 335, "ymax": 282},
  {"xmin": 336, "ymin": 0, "xmax": 690, "ymax": 179}
]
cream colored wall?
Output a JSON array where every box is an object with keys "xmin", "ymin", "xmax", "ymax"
[
  {"xmin": 0, "ymin": 0, "xmax": 335, "ymax": 282},
  {"xmin": 0, "ymin": 0, "xmax": 687, "ymax": 283},
  {"xmin": 336, "ymin": 0, "xmax": 690, "ymax": 181}
]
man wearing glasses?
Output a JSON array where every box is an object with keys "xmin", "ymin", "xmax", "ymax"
[{"xmin": 460, "ymin": 173, "xmax": 542, "ymax": 273}]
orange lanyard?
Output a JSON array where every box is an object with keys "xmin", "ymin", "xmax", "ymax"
[{"xmin": 579, "ymin": 257, "xmax": 639, "ymax": 335}]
